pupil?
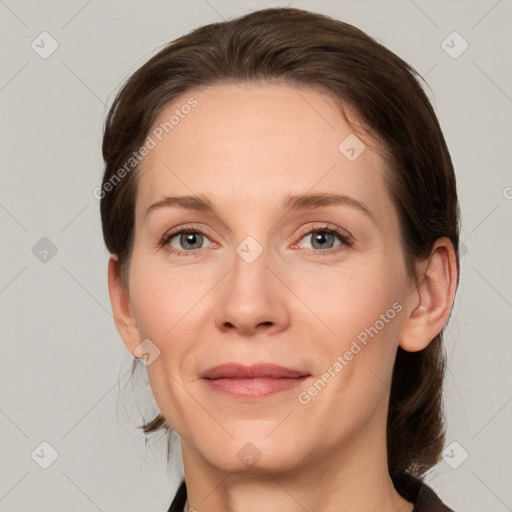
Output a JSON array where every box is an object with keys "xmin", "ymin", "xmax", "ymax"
[
  {"xmin": 313, "ymin": 231, "xmax": 333, "ymax": 249},
  {"xmin": 181, "ymin": 232, "xmax": 202, "ymax": 249}
]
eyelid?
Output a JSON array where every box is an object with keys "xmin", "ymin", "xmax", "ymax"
[
  {"xmin": 159, "ymin": 222, "xmax": 353, "ymax": 255},
  {"xmin": 291, "ymin": 223, "xmax": 354, "ymax": 253},
  {"xmin": 295, "ymin": 223, "xmax": 353, "ymax": 242},
  {"xmin": 159, "ymin": 224, "xmax": 217, "ymax": 252}
]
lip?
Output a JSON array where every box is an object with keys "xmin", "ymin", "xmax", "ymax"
[
  {"xmin": 199, "ymin": 363, "xmax": 312, "ymax": 400},
  {"xmin": 199, "ymin": 363, "xmax": 308, "ymax": 379}
]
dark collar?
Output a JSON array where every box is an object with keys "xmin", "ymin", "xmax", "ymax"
[{"xmin": 393, "ymin": 472, "xmax": 455, "ymax": 512}]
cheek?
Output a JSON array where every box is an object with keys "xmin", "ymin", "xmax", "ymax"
[
  {"xmin": 128, "ymin": 252, "xmax": 210, "ymax": 342},
  {"xmin": 290, "ymin": 256, "xmax": 407, "ymax": 398},
  {"xmin": 292, "ymin": 268, "xmax": 405, "ymax": 429},
  {"xmin": 128, "ymin": 260, "xmax": 207, "ymax": 432},
  {"xmin": 290, "ymin": 256, "xmax": 405, "ymax": 340}
]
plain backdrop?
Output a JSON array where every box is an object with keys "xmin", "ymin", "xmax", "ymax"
[{"xmin": 1, "ymin": 1, "xmax": 511, "ymax": 511}]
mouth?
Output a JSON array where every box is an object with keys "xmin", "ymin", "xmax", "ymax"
[{"xmin": 199, "ymin": 363, "xmax": 312, "ymax": 400}]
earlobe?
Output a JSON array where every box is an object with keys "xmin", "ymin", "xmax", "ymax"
[
  {"xmin": 399, "ymin": 237, "xmax": 458, "ymax": 352},
  {"xmin": 107, "ymin": 254, "xmax": 140, "ymax": 355}
]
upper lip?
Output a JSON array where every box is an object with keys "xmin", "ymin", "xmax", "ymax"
[{"xmin": 199, "ymin": 363, "xmax": 309, "ymax": 379}]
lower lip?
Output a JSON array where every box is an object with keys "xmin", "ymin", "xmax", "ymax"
[{"xmin": 202, "ymin": 376, "xmax": 311, "ymax": 399}]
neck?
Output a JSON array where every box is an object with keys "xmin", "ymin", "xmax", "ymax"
[{"xmin": 179, "ymin": 399, "xmax": 413, "ymax": 512}]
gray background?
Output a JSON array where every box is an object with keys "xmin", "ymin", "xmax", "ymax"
[{"xmin": 1, "ymin": 0, "xmax": 511, "ymax": 511}]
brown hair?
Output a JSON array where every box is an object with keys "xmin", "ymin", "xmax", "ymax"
[{"xmin": 100, "ymin": 7, "xmax": 459, "ymax": 485}]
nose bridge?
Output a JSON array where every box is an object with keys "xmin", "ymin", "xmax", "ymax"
[
  {"xmin": 215, "ymin": 234, "xmax": 289, "ymax": 334},
  {"xmin": 232, "ymin": 238, "xmax": 269, "ymax": 294}
]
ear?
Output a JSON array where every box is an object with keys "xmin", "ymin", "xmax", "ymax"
[
  {"xmin": 107, "ymin": 254, "xmax": 140, "ymax": 355},
  {"xmin": 399, "ymin": 237, "xmax": 458, "ymax": 352}
]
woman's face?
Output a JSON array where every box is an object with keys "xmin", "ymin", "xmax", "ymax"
[{"xmin": 120, "ymin": 83, "xmax": 418, "ymax": 473}]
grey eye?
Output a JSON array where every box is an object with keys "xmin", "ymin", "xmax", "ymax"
[
  {"xmin": 171, "ymin": 232, "xmax": 205, "ymax": 250},
  {"xmin": 308, "ymin": 231, "xmax": 337, "ymax": 250}
]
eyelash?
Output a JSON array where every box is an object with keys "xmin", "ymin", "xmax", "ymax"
[
  {"xmin": 294, "ymin": 224, "xmax": 353, "ymax": 256},
  {"xmin": 159, "ymin": 224, "xmax": 353, "ymax": 257}
]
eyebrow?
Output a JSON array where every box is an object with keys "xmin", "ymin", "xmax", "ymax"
[{"xmin": 144, "ymin": 192, "xmax": 374, "ymax": 222}]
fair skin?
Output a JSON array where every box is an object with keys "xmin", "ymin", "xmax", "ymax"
[{"xmin": 108, "ymin": 83, "xmax": 457, "ymax": 512}]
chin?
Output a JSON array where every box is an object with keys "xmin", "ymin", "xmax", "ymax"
[{"xmin": 195, "ymin": 433, "xmax": 308, "ymax": 474}]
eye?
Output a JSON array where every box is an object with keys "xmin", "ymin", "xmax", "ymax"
[
  {"xmin": 159, "ymin": 224, "xmax": 352, "ymax": 257},
  {"xmin": 293, "ymin": 225, "xmax": 353, "ymax": 255},
  {"xmin": 160, "ymin": 227, "xmax": 215, "ymax": 255}
]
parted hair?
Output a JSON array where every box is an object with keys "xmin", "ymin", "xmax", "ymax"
[{"xmin": 100, "ymin": 7, "xmax": 460, "ymax": 488}]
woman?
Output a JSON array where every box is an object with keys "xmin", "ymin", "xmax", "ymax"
[{"xmin": 100, "ymin": 7, "xmax": 459, "ymax": 511}]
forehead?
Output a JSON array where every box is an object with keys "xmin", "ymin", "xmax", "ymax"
[{"xmin": 135, "ymin": 82, "xmax": 395, "ymax": 224}]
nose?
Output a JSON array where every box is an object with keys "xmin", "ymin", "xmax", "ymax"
[{"xmin": 215, "ymin": 246, "xmax": 290, "ymax": 336}]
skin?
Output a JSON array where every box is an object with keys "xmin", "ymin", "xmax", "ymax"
[{"xmin": 108, "ymin": 83, "xmax": 458, "ymax": 512}]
